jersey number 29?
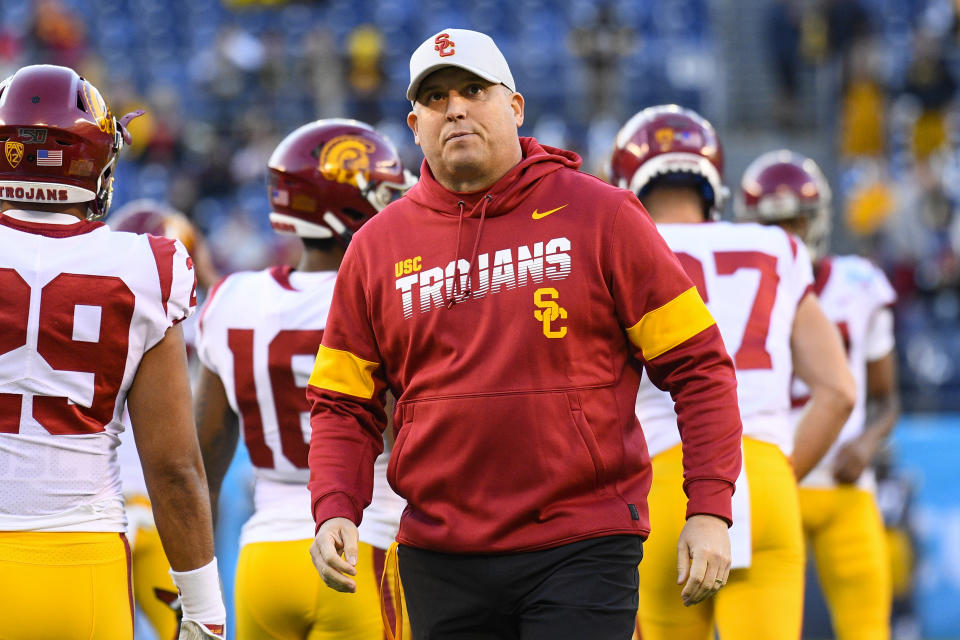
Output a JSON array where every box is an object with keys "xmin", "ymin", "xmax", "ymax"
[{"xmin": 0, "ymin": 269, "xmax": 133, "ymax": 435}]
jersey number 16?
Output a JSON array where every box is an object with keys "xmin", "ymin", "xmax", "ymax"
[{"xmin": 227, "ymin": 328, "xmax": 323, "ymax": 470}]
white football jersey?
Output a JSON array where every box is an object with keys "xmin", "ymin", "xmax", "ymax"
[
  {"xmin": 637, "ymin": 222, "xmax": 814, "ymax": 457},
  {"xmin": 0, "ymin": 210, "xmax": 195, "ymax": 532},
  {"xmin": 196, "ymin": 266, "xmax": 405, "ymax": 549},
  {"xmin": 793, "ymin": 255, "xmax": 896, "ymax": 490}
]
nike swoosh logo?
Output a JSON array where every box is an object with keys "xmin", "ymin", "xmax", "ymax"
[{"xmin": 531, "ymin": 204, "xmax": 568, "ymax": 220}]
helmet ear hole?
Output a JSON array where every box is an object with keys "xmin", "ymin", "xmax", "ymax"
[{"xmin": 76, "ymin": 92, "xmax": 86, "ymax": 112}]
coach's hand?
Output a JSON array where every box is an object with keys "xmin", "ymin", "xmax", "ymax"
[
  {"xmin": 677, "ymin": 514, "xmax": 731, "ymax": 607},
  {"xmin": 310, "ymin": 517, "xmax": 360, "ymax": 593}
]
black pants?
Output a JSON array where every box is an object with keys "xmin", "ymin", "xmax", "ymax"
[{"xmin": 397, "ymin": 535, "xmax": 643, "ymax": 640}]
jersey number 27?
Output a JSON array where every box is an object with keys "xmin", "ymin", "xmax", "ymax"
[{"xmin": 675, "ymin": 250, "xmax": 779, "ymax": 370}]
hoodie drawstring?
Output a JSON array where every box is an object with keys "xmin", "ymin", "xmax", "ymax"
[
  {"xmin": 445, "ymin": 195, "xmax": 492, "ymax": 308},
  {"xmin": 446, "ymin": 201, "xmax": 467, "ymax": 308}
]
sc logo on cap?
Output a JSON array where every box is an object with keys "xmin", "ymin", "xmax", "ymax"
[{"xmin": 434, "ymin": 33, "xmax": 455, "ymax": 57}]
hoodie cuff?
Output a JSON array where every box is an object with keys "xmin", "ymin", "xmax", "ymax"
[
  {"xmin": 312, "ymin": 492, "xmax": 363, "ymax": 534},
  {"xmin": 684, "ymin": 478, "xmax": 735, "ymax": 527}
]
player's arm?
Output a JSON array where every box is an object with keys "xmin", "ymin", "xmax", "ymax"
[
  {"xmin": 128, "ymin": 323, "xmax": 225, "ymax": 635},
  {"xmin": 790, "ymin": 293, "xmax": 857, "ymax": 480},
  {"xmin": 194, "ymin": 363, "xmax": 239, "ymax": 524},
  {"xmin": 611, "ymin": 195, "xmax": 741, "ymax": 606},
  {"xmin": 833, "ymin": 312, "xmax": 900, "ymax": 484}
]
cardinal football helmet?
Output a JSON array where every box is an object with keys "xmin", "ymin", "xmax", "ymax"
[
  {"xmin": 110, "ymin": 199, "xmax": 200, "ymax": 254},
  {"xmin": 0, "ymin": 64, "xmax": 141, "ymax": 219},
  {"xmin": 609, "ymin": 104, "xmax": 728, "ymax": 219},
  {"xmin": 267, "ymin": 119, "xmax": 416, "ymax": 243},
  {"xmin": 736, "ymin": 150, "xmax": 832, "ymax": 258},
  {"xmin": 111, "ymin": 198, "xmax": 221, "ymax": 289}
]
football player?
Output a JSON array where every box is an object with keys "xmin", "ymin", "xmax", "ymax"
[
  {"xmin": 194, "ymin": 119, "xmax": 415, "ymax": 640},
  {"xmin": 109, "ymin": 200, "xmax": 221, "ymax": 640},
  {"xmin": 609, "ymin": 105, "xmax": 855, "ymax": 640},
  {"xmin": 0, "ymin": 65, "xmax": 225, "ymax": 639},
  {"xmin": 737, "ymin": 150, "xmax": 899, "ymax": 640}
]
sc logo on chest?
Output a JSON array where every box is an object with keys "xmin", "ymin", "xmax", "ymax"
[{"xmin": 534, "ymin": 287, "xmax": 567, "ymax": 338}]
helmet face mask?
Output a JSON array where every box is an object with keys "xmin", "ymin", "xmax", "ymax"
[
  {"xmin": 267, "ymin": 119, "xmax": 416, "ymax": 245},
  {"xmin": 609, "ymin": 104, "xmax": 728, "ymax": 220},
  {"xmin": 356, "ymin": 170, "xmax": 418, "ymax": 213},
  {"xmin": 0, "ymin": 65, "xmax": 137, "ymax": 220},
  {"xmin": 736, "ymin": 150, "xmax": 832, "ymax": 259}
]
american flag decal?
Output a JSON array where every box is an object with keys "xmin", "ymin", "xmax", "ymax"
[
  {"xmin": 272, "ymin": 188, "xmax": 289, "ymax": 206},
  {"xmin": 37, "ymin": 149, "xmax": 63, "ymax": 166}
]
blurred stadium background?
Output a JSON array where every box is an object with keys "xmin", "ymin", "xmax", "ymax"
[{"xmin": 2, "ymin": 0, "xmax": 959, "ymax": 637}]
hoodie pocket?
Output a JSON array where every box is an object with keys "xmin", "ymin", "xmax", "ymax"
[
  {"xmin": 567, "ymin": 392, "xmax": 608, "ymax": 494},
  {"xmin": 388, "ymin": 390, "xmax": 612, "ymax": 521}
]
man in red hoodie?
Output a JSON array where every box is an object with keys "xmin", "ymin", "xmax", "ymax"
[{"xmin": 306, "ymin": 28, "xmax": 744, "ymax": 639}]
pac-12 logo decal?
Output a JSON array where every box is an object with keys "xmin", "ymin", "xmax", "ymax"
[
  {"xmin": 434, "ymin": 33, "xmax": 455, "ymax": 57},
  {"xmin": 4, "ymin": 141, "xmax": 24, "ymax": 168},
  {"xmin": 654, "ymin": 128, "xmax": 675, "ymax": 152},
  {"xmin": 533, "ymin": 287, "xmax": 567, "ymax": 338},
  {"xmin": 318, "ymin": 135, "xmax": 376, "ymax": 187}
]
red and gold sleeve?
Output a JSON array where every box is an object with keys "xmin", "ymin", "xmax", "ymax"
[
  {"xmin": 306, "ymin": 242, "xmax": 388, "ymax": 530},
  {"xmin": 607, "ymin": 194, "xmax": 742, "ymax": 524}
]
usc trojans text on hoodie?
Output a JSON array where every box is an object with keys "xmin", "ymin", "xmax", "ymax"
[{"xmin": 307, "ymin": 138, "xmax": 742, "ymax": 553}]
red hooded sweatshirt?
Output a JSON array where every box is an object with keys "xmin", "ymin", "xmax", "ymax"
[{"xmin": 307, "ymin": 138, "xmax": 742, "ymax": 553}]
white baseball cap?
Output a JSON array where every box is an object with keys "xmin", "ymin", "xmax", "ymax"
[{"xmin": 406, "ymin": 28, "xmax": 516, "ymax": 101}]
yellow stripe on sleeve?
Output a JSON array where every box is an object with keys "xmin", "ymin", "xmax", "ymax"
[
  {"xmin": 307, "ymin": 345, "xmax": 379, "ymax": 399},
  {"xmin": 626, "ymin": 286, "xmax": 716, "ymax": 361}
]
